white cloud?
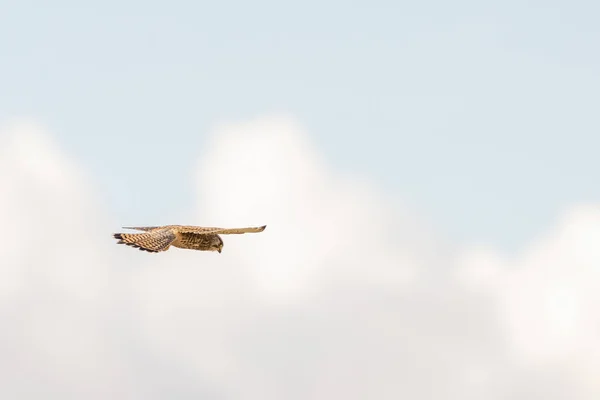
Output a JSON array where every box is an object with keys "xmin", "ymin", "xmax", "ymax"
[
  {"xmin": 0, "ymin": 116, "xmax": 597, "ymax": 399},
  {"xmin": 191, "ymin": 115, "xmax": 420, "ymax": 300},
  {"xmin": 458, "ymin": 205, "xmax": 600, "ymax": 396},
  {"xmin": 0, "ymin": 121, "xmax": 136, "ymax": 399}
]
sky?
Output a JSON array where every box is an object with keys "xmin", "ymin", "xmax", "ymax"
[
  {"xmin": 2, "ymin": 0, "xmax": 600, "ymax": 252},
  {"xmin": 1, "ymin": 1, "xmax": 600, "ymax": 399}
]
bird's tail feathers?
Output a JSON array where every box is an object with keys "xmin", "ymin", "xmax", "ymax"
[{"xmin": 113, "ymin": 230, "xmax": 174, "ymax": 253}]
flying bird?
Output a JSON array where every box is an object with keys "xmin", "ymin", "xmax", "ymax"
[{"xmin": 113, "ymin": 224, "xmax": 266, "ymax": 253}]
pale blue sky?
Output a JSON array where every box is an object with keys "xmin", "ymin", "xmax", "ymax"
[{"xmin": 2, "ymin": 0, "xmax": 599, "ymax": 252}]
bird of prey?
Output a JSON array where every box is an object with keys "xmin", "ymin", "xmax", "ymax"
[{"xmin": 113, "ymin": 224, "xmax": 266, "ymax": 253}]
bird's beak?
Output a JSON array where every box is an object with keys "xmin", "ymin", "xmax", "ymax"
[{"xmin": 218, "ymin": 248, "xmax": 222, "ymax": 253}]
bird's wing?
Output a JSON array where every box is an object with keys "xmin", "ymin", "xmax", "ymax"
[
  {"xmin": 113, "ymin": 228, "xmax": 176, "ymax": 252},
  {"xmin": 121, "ymin": 226, "xmax": 163, "ymax": 232},
  {"xmin": 176, "ymin": 225, "xmax": 267, "ymax": 235}
]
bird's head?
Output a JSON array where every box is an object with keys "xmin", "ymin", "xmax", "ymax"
[{"xmin": 211, "ymin": 235, "xmax": 224, "ymax": 253}]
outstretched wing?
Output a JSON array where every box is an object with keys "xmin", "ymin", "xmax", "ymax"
[
  {"xmin": 177, "ymin": 225, "xmax": 267, "ymax": 235},
  {"xmin": 113, "ymin": 228, "xmax": 176, "ymax": 252},
  {"xmin": 121, "ymin": 226, "xmax": 164, "ymax": 232}
]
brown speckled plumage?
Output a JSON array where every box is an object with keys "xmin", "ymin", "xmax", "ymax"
[{"xmin": 113, "ymin": 225, "xmax": 266, "ymax": 253}]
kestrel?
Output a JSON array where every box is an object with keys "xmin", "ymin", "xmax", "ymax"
[{"xmin": 113, "ymin": 224, "xmax": 266, "ymax": 253}]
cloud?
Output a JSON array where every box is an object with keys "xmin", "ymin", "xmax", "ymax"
[
  {"xmin": 191, "ymin": 115, "xmax": 423, "ymax": 299},
  {"xmin": 0, "ymin": 121, "xmax": 135, "ymax": 399},
  {"xmin": 459, "ymin": 205, "xmax": 600, "ymax": 397},
  {"xmin": 0, "ymin": 116, "xmax": 597, "ymax": 399}
]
